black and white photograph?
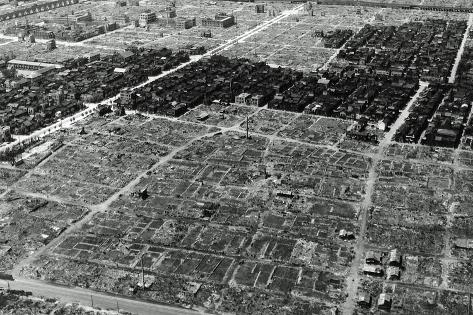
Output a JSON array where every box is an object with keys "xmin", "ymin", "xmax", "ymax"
[{"xmin": 0, "ymin": 0, "xmax": 472, "ymax": 314}]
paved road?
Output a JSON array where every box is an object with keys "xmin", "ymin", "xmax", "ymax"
[
  {"xmin": 0, "ymin": 105, "xmax": 98, "ymax": 153},
  {"xmin": 2, "ymin": 4, "xmax": 306, "ymax": 313},
  {"xmin": 0, "ymin": 279, "xmax": 198, "ymax": 315},
  {"xmin": 449, "ymin": 13, "xmax": 473, "ymax": 84},
  {"xmin": 0, "ymin": 3, "xmax": 304, "ymax": 155},
  {"xmin": 341, "ymin": 81, "xmax": 429, "ymax": 315}
]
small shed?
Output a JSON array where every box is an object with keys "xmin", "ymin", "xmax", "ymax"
[
  {"xmin": 378, "ymin": 293, "xmax": 392, "ymax": 310},
  {"xmin": 357, "ymin": 292, "xmax": 371, "ymax": 308},
  {"xmin": 365, "ymin": 250, "xmax": 382, "ymax": 264},
  {"xmin": 388, "ymin": 249, "xmax": 402, "ymax": 266},
  {"xmin": 339, "ymin": 229, "xmax": 355, "ymax": 240},
  {"xmin": 386, "ymin": 266, "xmax": 401, "ymax": 280},
  {"xmin": 363, "ymin": 263, "xmax": 383, "ymax": 277}
]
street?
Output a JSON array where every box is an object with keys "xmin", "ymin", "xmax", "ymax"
[{"xmin": 0, "ymin": 279, "xmax": 199, "ymax": 315}]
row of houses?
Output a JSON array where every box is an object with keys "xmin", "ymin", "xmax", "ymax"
[
  {"xmin": 422, "ymin": 87, "xmax": 472, "ymax": 147},
  {"xmin": 118, "ymin": 55, "xmax": 302, "ymax": 116},
  {"xmin": 0, "ymin": 48, "xmax": 190, "ymax": 139},
  {"xmin": 395, "ymin": 81, "xmax": 473, "ymax": 148},
  {"xmin": 273, "ymin": 68, "xmax": 417, "ymax": 131},
  {"xmin": 337, "ymin": 19, "xmax": 466, "ymax": 83},
  {"xmin": 116, "ymin": 53, "xmax": 421, "ymax": 140},
  {"xmin": 395, "ymin": 84, "xmax": 447, "ymax": 144}
]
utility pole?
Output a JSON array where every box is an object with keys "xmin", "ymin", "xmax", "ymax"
[
  {"xmin": 141, "ymin": 256, "xmax": 145, "ymax": 290},
  {"xmin": 116, "ymin": 300, "xmax": 119, "ymax": 313},
  {"xmin": 246, "ymin": 116, "xmax": 249, "ymax": 139},
  {"xmin": 468, "ymin": 293, "xmax": 471, "ymax": 315},
  {"xmin": 90, "ymin": 295, "xmax": 93, "ymax": 307}
]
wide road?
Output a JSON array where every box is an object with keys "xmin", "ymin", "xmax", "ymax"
[
  {"xmin": 341, "ymin": 81, "xmax": 429, "ymax": 315},
  {"xmin": 0, "ymin": 279, "xmax": 198, "ymax": 315},
  {"xmin": 2, "ymin": 4, "xmax": 306, "ymax": 314},
  {"xmin": 449, "ymin": 13, "xmax": 473, "ymax": 84},
  {"xmin": 0, "ymin": 3, "xmax": 304, "ymax": 155}
]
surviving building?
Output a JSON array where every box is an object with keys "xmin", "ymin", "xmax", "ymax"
[
  {"xmin": 201, "ymin": 13, "xmax": 235, "ymax": 28},
  {"xmin": 0, "ymin": 126, "xmax": 12, "ymax": 143},
  {"xmin": 175, "ymin": 17, "xmax": 194, "ymax": 29},
  {"xmin": 139, "ymin": 12, "xmax": 156, "ymax": 27}
]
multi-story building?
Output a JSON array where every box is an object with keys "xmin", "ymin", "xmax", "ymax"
[
  {"xmin": 201, "ymin": 13, "xmax": 235, "ymax": 28},
  {"xmin": 7, "ymin": 59, "xmax": 63, "ymax": 71},
  {"xmin": 120, "ymin": 87, "xmax": 136, "ymax": 105},
  {"xmin": 175, "ymin": 17, "xmax": 194, "ymax": 29},
  {"xmin": 83, "ymin": 53, "xmax": 101, "ymax": 63},
  {"xmin": 250, "ymin": 95, "xmax": 264, "ymax": 106},
  {"xmin": 50, "ymin": 10, "xmax": 92, "ymax": 24},
  {"xmin": 235, "ymin": 93, "xmax": 251, "ymax": 105},
  {"xmin": 114, "ymin": 15, "xmax": 130, "ymax": 25},
  {"xmin": 105, "ymin": 22, "xmax": 119, "ymax": 32},
  {"xmin": 139, "ymin": 12, "xmax": 156, "ymax": 27},
  {"xmin": 33, "ymin": 29, "xmax": 55, "ymax": 39},
  {"xmin": 7, "ymin": 25, "xmax": 55, "ymax": 40}
]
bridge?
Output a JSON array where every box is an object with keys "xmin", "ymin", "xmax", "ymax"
[
  {"xmin": 314, "ymin": 0, "xmax": 473, "ymax": 13},
  {"xmin": 0, "ymin": 0, "xmax": 79, "ymax": 22}
]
